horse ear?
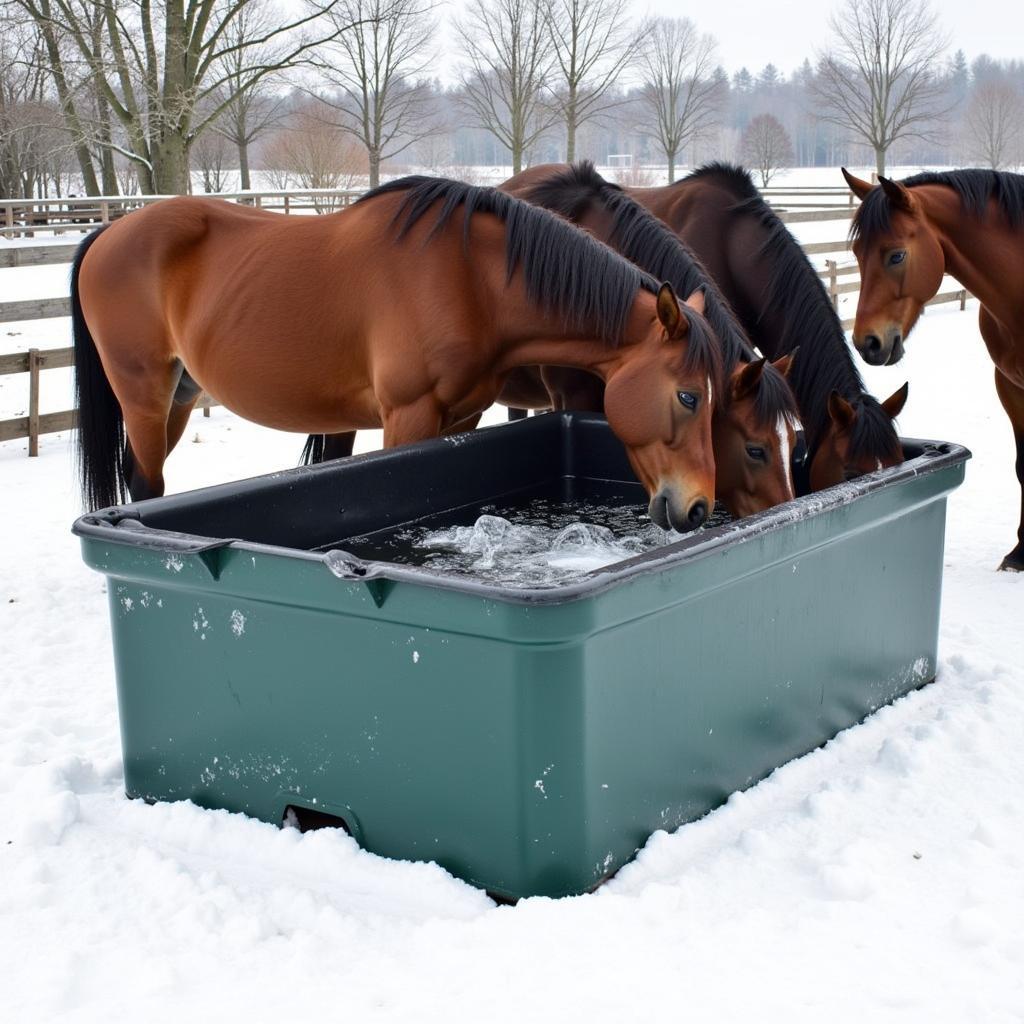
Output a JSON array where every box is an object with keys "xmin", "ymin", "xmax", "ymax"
[
  {"xmin": 881, "ymin": 381, "xmax": 909, "ymax": 419},
  {"xmin": 732, "ymin": 357, "xmax": 766, "ymax": 401},
  {"xmin": 841, "ymin": 168, "xmax": 873, "ymax": 201},
  {"xmin": 656, "ymin": 283, "xmax": 684, "ymax": 338},
  {"xmin": 878, "ymin": 176, "xmax": 916, "ymax": 212},
  {"xmin": 684, "ymin": 288, "xmax": 705, "ymax": 318},
  {"xmin": 771, "ymin": 347, "xmax": 798, "ymax": 379},
  {"xmin": 828, "ymin": 390, "xmax": 857, "ymax": 431}
]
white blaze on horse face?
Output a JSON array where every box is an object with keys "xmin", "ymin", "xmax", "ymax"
[
  {"xmin": 777, "ymin": 415, "xmax": 795, "ymax": 501},
  {"xmin": 707, "ymin": 376, "xmax": 713, "ymax": 408}
]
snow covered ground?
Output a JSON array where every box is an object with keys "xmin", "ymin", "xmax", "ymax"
[{"xmin": 1, "ymin": 192, "xmax": 1023, "ymax": 1022}]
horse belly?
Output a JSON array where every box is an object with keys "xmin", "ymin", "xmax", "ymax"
[{"xmin": 172, "ymin": 255, "xmax": 381, "ymax": 433}]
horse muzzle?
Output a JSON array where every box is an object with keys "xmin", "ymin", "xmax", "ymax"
[
  {"xmin": 855, "ymin": 325, "xmax": 904, "ymax": 367},
  {"xmin": 649, "ymin": 488, "xmax": 709, "ymax": 533}
]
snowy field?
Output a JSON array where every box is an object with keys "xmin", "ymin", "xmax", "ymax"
[{"xmin": 2, "ymin": 185, "xmax": 1023, "ymax": 1021}]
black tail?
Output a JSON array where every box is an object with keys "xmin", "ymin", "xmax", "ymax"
[
  {"xmin": 72, "ymin": 225, "xmax": 125, "ymax": 510},
  {"xmin": 300, "ymin": 433, "xmax": 327, "ymax": 465}
]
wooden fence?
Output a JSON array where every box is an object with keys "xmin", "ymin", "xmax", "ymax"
[
  {"xmin": 0, "ymin": 186, "xmax": 971, "ymax": 456},
  {"xmin": 1, "ymin": 188, "xmax": 365, "ymax": 238}
]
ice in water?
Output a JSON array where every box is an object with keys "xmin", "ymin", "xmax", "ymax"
[
  {"xmin": 335, "ymin": 496, "xmax": 731, "ymax": 589},
  {"xmin": 410, "ymin": 507, "xmax": 689, "ymax": 588}
]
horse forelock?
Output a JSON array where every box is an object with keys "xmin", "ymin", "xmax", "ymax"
[
  {"xmin": 679, "ymin": 305, "xmax": 724, "ymax": 397},
  {"xmin": 750, "ymin": 362, "xmax": 800, "ymax": 429},
  {"xmin": 359, "ymin": 175, "xmax": 658, "ymax": 347}
]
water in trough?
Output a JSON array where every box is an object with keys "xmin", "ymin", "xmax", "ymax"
[{"xmin": 329, "ymin": 487, "xmax": 731, "ymax": 588}]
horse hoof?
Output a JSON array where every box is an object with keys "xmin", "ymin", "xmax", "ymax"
[{"xmin": 997, "ymin": 556, "xmax": 1023, "ymax": 573}]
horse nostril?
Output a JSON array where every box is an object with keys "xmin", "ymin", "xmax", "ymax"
[
  {"xmin": 865, "ymin": 334, "xmax": 882, "ymax": 354},
  {"xmin": 688, "ymin": 500, "xmax": 708, "ymax": 529}
]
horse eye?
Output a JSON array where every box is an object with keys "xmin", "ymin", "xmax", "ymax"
[
  {"xmin": 887, "ymin": 250, "xmax": 906, "ymax": 266},
  {"xmin": 677, "ymin": 391, "xmax": 698, "ymax": 410},
  {"xmin": 745, "ymin": 445, "xmax": 767, "ymax": 462}
]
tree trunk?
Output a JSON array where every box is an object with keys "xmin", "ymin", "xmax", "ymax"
[
  {"xmin": 238, "ymin": 139, "xmax": 251, "ymax": 190},
  {"xmin": 369, "ymin": 150, "xmax": 380, "ymax": 188},
  {"xmin": 37, "ymin": 16, "xmax": 100, "ymax": 196},
  {"xmin": 96, "ymin": 93, "xmax": 118, "ymax": 195},
  {"xmin": 152, "ymin": 132, "xmax": 191, "ymax": 194},
  {"xmin": 875, "ymin": 146, "xmax": 886, "ymax": 177},
  {"xmin": 667, "ymin": 150, "xmax": 676, "ymax": 184},
  {"xmin": 565, "ymin": 87, "xmax": 577, "ymax": 163},
  {"xmin": 512, "ymin": 148, "xmax": 523, "ymax": 176}
]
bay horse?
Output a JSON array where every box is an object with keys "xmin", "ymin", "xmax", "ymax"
[
  {"xmin": 499, "ymin": 161, "xmax": 800, "ymax": 519},
  {"xmin": 72, "ymin": 176, "xmax": 722, "ymax": 532},
  {"xmin": 611, "ymin": 163, "xmax": 909, "ymax": 491},
  {"xmin": 842, "ymin": 168, "xmax": 1024, "ymax": 571}
]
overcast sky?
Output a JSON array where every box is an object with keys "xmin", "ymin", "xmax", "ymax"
[
  {"xmin": 440, "ymin": 0, "xmax": 1021, "ymax": 79},
  {"xmin": 639, "ymin": 0, "xmax": 1020, "ymax": 74}
]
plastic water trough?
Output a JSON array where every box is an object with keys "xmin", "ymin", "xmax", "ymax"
[{"xmin": 73, "ymin": 412, "xmax": 969, "ymax": 900}]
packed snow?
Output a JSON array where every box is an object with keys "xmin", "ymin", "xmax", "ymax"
[{"xmin": 1, "ymin": 188, "xmax": 1022, "ymax": 1021}]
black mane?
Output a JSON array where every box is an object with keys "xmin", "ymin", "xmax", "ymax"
[
  {"xmin": 522, "ymin": 162, "xmax": 796, "ymax": 426},
  {"xmin": 851, "ymin": 168, "xmax": 1024, "ymax": 243},
  {"xmin": 359, "ymin": 176, "xmax": 720, "ymax": 386},
  {"xmin": 683, "ymin": 162, "xmax": 898, "ymax": 459}
]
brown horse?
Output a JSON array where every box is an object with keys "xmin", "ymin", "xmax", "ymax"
[
  {"xmin": 499, "ymin": 161, "xmax": 800, "ymax": 519},
  {"xmin": 72, "ymin": 176, "xmax": 722, "ymax": 532},
  {"xmin": 607, "ymin": 163, "xmax": 908, "ymax": 491},
  {"xmin": 843, "ymin": 167, "xmax": 1024, "ymax": 571}
]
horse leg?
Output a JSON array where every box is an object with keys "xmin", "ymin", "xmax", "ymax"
[
  {"xmin": 993, "ymin": 367, "xmax": 1024, "ymax": 572},
  {"xmin": 323, "ymin": 432, "xmax": 356, "ymax": 459},
  {"xmin": 115, "ymin": 364, "xmax": 181, "ymax": 501},
  {"xmin": 165, "ymin": 366, "xmax": 203, "ymax": 457}
]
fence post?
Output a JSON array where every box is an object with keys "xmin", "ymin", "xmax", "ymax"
[
  {"xmin": 28, "ymin": 348, "xmax": 41, "ymax": 456},
  {"xmin": 284, "ymin": 194, "xmax": 291, "ymax": 215},
  {"xmin": 100, "ymin": 200, "xmax": 110, "ymax": 224},
  {"xmin": 826, "ymin": 260, "xmax": 838, "ymax": 309}
]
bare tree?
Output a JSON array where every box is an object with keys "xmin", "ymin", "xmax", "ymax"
[
  {"xmin": 261, "ymin": 99, "xmax": 368, "ymax": 201},
  {"xmin": 192, "ymin": 123, "xmax": 233, "ymax": 192},
  {"xmin": 12, "ymin": 0, "xmax": 351, "ymax": 194},
  {"xmin": 456, "ymin": 0, "xmax": 555, "ymax": 175},
  {"xmin": 637, "ymin": 16, "xmax": 720, "ymax": 183},
  {"xmin": 966, "ymin": 79, "xmax": 1024, "ymax": 170},
  {"xmin": 544, "ymin": 0, "xmax": 638, "ymax": 162},
  {"xmin": 210, "ymin": 6, "xmax": 287, "ymax": 191},
  {"xmin": 312, "ymin": 0, "xmax": 438, "ymax": 187},
  {"xmin": 741, "ymin": 113, "xmax": 794, "ymax": 186},
  {"xmin": 813, "ymin": 0, "xmax": 951, "ymax": 176}
]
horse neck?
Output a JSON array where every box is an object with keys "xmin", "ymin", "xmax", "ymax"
[
  {"xmin": 922, "ymin": 186, "xmax": 1024, "ymax": 324},
  {"xmin": 497, "ymin": 294, "xmax": 656, "ymax": 380}
]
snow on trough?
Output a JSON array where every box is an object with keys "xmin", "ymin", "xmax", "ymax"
[{"xmin": 1, "ymin": 220, "xmax": 1023, "ymax": 1020}]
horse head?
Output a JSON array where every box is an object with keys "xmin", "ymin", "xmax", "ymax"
[
  {"xmin": 713, "ymin": 353, "xmax": 799, "ymax": 519},
  {"xmin": 604, "ymin": 284, "xmax": 718, "ymax": 532},
  {"xmin": 843, "ymin": 169, "xmax": 946, "ymax": 367},
  {"xmin": 809, "ymin": 382, "xmax": 909, "ymax": 490}
]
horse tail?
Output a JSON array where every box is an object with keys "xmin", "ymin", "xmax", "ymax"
[
  {"xmin": 72, "ymin": 225, "xmax": 125, "ymax": 510},
  {"xmin": 300, "ymin": 434, "xmax": 327, "ymax": 465}
]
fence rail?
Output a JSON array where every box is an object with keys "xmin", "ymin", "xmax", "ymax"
[{"xmin": 1, "ymin": 188, "xmax": 365, "ymax": 238}]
